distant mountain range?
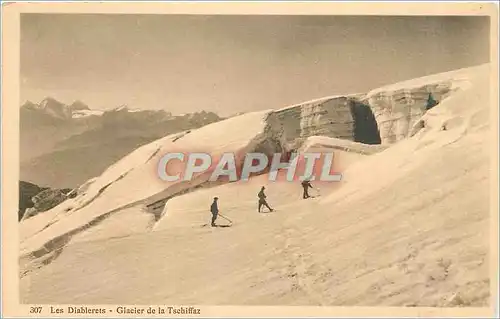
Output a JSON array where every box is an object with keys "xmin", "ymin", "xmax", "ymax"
[{"xmin": 20, "ymin": 97, "xmax": 223, "ymax": 188}]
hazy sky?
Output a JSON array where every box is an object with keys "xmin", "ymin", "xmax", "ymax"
[{"xmin": 21, "ymin": 14, "xmax": 490, "ymax": 116}]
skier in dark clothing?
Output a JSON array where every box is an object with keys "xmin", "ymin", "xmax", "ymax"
[
  {"xmin": 258, "ymin": 186, "xmax": 274, "ymax": 213},
  {"xmin": 210, "ymin": 197, "xmax": 219, "ymax": 227},
  {"xmin": 301, "ymin": 180, "xmax": 313, "ymax": 199}
]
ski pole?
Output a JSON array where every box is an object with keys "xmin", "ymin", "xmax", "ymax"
[{"xmin": 218, "ymin": 214, "xmax": 233, "ymax": 223}]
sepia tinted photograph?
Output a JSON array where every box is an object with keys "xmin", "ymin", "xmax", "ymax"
[{"xmin": 2, "ymin": 4, "xmax": 496, "ymax": 317}]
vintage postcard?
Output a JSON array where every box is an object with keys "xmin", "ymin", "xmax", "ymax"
[{"xmin": 2, "ymin": 1, "xmax": 499, "ymax": 318}]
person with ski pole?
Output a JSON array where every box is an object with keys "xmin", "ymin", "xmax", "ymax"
[
  {"xmin": 301, "ymin": 179, "xmax": 313, "ymax": 199},
  {"xmin": 258, "ymin": 186, "xmax": 274, "ymax": 213},
  {"xmin": 210, "ymin": 197, "xmax": 219, "ymax": 227}
]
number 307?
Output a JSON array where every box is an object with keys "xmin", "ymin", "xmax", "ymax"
[{"xmin": 30, "ymin": 307, "xmax": 42, "ymax": 313}]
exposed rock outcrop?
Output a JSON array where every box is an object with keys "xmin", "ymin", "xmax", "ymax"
[
  {"xmin": 19, "ymin": 182, "xmax": 75, "ymax": 221},
  {"xmin": 31, "ymin": 189, "xmax": 68, "ymax": 213},
  {"xmin": 19, "ymin": 181, "xmax": 47, "ymax": 221}
]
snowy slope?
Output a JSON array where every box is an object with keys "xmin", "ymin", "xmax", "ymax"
[
  {"xmin": 20, "ymin": 64, "xmax": 492, "ymax": 307},
  {"xmin": 19, "ymin": 111, "xmax": 272, "ymax": 258}
]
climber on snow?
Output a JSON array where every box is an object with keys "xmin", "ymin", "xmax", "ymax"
[
  {"xmin": 258, "ymin": 186, "xmax": 274, "ymax": 213},
  {"xmin": 210, "ymin": 197, "xmax": 219, "ymax": 227},
  {"xmin": 301, "ymin": 179, "xmax": 314, "ymax": 199}
]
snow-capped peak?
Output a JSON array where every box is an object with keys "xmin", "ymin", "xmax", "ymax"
[
  {"xmin": 71, "ymin": 109, "xmax": 105, "ymax": 119},
  {"xmin": 113, "ymin": 105, "xmax": 129, "ymax": 112}
]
